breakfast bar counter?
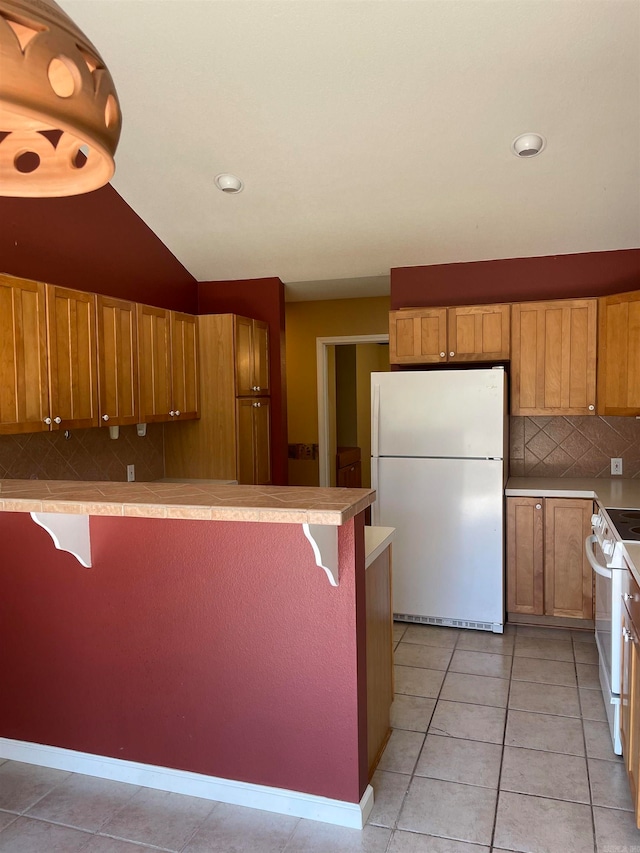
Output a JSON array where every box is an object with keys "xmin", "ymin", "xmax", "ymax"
[
  {"xmin": 0, "ymin": 479, "xmax": 378, "ymax": 828},
  {"xmin": 0, "ymin": 479, "xmax": 374, "ymax": 524}
]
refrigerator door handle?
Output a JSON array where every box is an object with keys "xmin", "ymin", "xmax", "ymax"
[
  {"xmin": 372, "ymin": 382, "xmax": 380, "ymax": 457},
  {"xmin": 370, "ymin": 457, "xmax": 380, "ymax": 525}
]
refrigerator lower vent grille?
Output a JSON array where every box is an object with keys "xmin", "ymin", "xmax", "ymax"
[{"xmin": 394, "ymin": 613, "xmax": 494, "ymax": 632}]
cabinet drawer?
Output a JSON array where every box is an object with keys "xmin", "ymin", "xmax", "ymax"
[{"xmin": 623, "ymin": 567, "xmax": 640, "ymax": 631}]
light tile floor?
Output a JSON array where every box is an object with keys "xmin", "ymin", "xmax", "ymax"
[{"xmin": 0, "ymin": 623, "xmax": 638, "ymax": 852}]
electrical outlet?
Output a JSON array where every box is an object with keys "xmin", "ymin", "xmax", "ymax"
[
  {"xmin": 127, "ymin": 464, "xmax": 135, "ymax": 482},
  {"xmin": 611, "ymin": 458, "xmax": 623, "ymax": 476}
]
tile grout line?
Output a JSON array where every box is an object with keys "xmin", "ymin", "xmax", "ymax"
[{"xmin": 488, "ymin": 627, "xmax": 516, "ymax": 851}]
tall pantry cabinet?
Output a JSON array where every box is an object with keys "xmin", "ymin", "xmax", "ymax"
[{"xmin": 164, "ymin": 313, "xmax": 272, "ymax": 484}]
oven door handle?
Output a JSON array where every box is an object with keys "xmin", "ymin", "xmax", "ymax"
[{"xmin": 585, "ymin": 534, "xmax": 613, "ymax": 579}]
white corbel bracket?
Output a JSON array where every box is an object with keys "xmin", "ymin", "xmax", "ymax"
[
  {"xmin": 302, "ymin": 523, "xmax": 338, "ymax": 586},
  {"xmin": 30, "ymin": 512, "xmax": 92, "ymax": 568}
]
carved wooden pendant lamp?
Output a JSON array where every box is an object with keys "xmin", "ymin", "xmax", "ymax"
[{"xmin": 0, "ymin": 0, "xmax": 121, "ymax": 197}]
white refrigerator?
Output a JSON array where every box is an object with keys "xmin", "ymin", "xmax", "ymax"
[{"xmin": 371, "ymin": 368, "xmax": 507, "ymax": 633}]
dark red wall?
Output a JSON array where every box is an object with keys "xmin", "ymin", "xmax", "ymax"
[
  {"xmin": 0, "ymin": 511, "xmax": 368, "ymax": 803},
  {"xmin": 0, "ymin": 189, "xmax": 198, "ymax": 312},
  {"xmin": 391, "ymin": 249, "xmax": 640, "ymax": 308},
  {"xmin": 198, "ymin": 279, "xmax": 288, "ymax": 486}
]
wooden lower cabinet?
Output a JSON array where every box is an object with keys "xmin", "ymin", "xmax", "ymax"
[
  {"xmin": 366, "ymin": 541, "xmax": 393, "ymax": 778},
  {"xmin": 506, "ymin": 498, "xmax": 544, "ymax": 615},
  {"xmin": 236, "ymin": 397, "xmax": 271, "ymax": 486},
  {"xmin": 621, "ymin": 573, "xmax": 640, "ymax": 827},
  {"xmin": 507, "ymin": 497, "xmax": 593, "ymax": 622}
]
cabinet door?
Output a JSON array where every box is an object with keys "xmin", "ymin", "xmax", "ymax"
[
  {"xmin": 511, "ymin": 300, "xmax": 597, "ymax": 415},
  {"xmin": 366, "ymin": 544, "xmax": 393, "ymax": 777},
  {"xmin": 97, "ymin": 296, "xmax": 138, "ymax": 426},
  {"xmin": 137, "ymin": 304, "xmax": 172, "ymax": 423},
  {"xmin": 236, "ymin": 397, "xmax": 271, "ymax": 485},
  {"xmin": 0, "ymin": 275, "xmax": 50, "ymax": 434},
  {"xmin": 597, "ymin": 290, "xmax": 640, "ymax": 415},
  {"xmin": 234, "ymin": 316, "xmax": 255, "ymax": 396},
  {"xmin": 389, "ymin": 308, "xmax": 447, "ymax": 364},
  {"xmin": 252, "ymin": 320, "xmax": 270, "ymax": 395},
  {"xmin": 544, "ymin": 499, "xmax": 593, "ymax": 619},
  {"xmin": 621, "ymin": 604, "xmax": 640, "ymax": 826},
  {"xmin": 253, "ymin": 397, "xmax": 271, "ymax": 485},
  {"xmin": 170, "ymin": 312, "xmax": 199, "ymax": 420},
  {"xmin": 506, "ymin": 497, "xmax": 544, "ymax": 615},
  {"xmin": 46, "ymin": 285, "xmax": 99, "ymax": 430},
  {"xmin": 448, "ymin": 304, "xmax": 510, "ymax": 362}
]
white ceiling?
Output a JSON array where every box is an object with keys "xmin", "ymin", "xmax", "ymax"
[{"xmin": 62, "ymin": 0, "xmax": 640, "ymax": 301}]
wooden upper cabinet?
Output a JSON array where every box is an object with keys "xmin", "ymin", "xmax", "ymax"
[
  {"xmin": 597, "ymin": 289, "xmax": 640, "ymax": 416},
  {"xmin": 511, "ymin": 299, "xmax": 597, "ymax": 415},
  {"xmin": 170, "ymin": 312, "xmax": 199, "ymax": 420},
  {"xmin": 97, "ymin": 296, "xmax": 138, "ymax": 426},
  {"xmin": 389, "ymin": 308, "xmax": 447, "ymax": 364},
  {"xmin": 46, "ymin": 285, "xmax": 99, "ymax": 430},
  {"xmin": 447, "ymin": 304, "xmax": 510, "ymax": 362},
  {"xmin": 0, "ymin": 274, "xmax": 50, "ymax": 434},
  {"xmin": 137, "ymin": 305, "xmax": 200, "ymax": 423},
  {"xmin": 389, "ymin": 304, "xmax": 509, "ymax": 364},
  {"xmin": 234, "ymin": 316, "xmax": 270, "ymax": 395},
  {"xmin": 137, "ymin": 304, "xmax": 172, "ymax": 423},
  {"xmin": 544, "ymin": 498, "xmax": 593, "ymax": 620}
]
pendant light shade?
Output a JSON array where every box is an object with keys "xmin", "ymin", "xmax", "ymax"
[{"xmin": 0, "ymin": 0, "xmax": 121, "ymax": 197}]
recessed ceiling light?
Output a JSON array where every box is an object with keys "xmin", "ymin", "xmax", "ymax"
[
  {"xmin": 215, "ymin": 173, "xmax": 244, "ymax": 193},
  {"xmin": 511, "ymin": 133, "xmax": 546, "ymax": 158}
]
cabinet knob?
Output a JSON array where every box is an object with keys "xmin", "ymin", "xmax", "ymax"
[
  {"xmin": 102, "ymin": 414, "xmax": 110, "ymax": 422},
  {"xmin": 175, "ymin": 410, "xmax": 181, "ymax": 417},
  {"xmin": 169, "ymin": 410, "xmax": 175, "ymax": 417},
  {"xmin": 535, "ymin": 503, "xmax": 542, "ymax": 510},
  {"xmin": 44, "ymin": 417, "xmax": 52, "ymax": 425},
  {"xmin": 439, "ymin": 352, "xmax": 446, "ymax": 358},
  {"xmin": 449, "ymin": 352, "xmax": 455, "ymax": 357},
  {"xmin": 253, "ymin": 402, "xmax": 261, "ymax": 408},
  {"xmin": 53, "ymin": 416, "xmax": 62, "ymax": 424},
  {"xmin": 588, "ymin": 405, "xmax": 595, "ymax": 411}
]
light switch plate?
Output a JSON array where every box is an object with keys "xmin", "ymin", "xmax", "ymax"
[
  {"xmin": 611, "ymin": 458, "xmax": 623, "ymax": 476},
  {"xmin": 127, "ymin": 464, "xmax": 135, "ymax": 482}
]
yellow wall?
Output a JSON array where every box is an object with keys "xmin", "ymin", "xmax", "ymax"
[
  {"xmin": 285, "ymin": 296, "xmax": 390, "ymax": 485},
  {"xmin": 356, "ymin": 343, "xmax": 389, "ymax": 487}
]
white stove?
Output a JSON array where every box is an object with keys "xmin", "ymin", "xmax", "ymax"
[{"xmin": 587, "ymin": 506, "xmax": 634, "ymax": 755}]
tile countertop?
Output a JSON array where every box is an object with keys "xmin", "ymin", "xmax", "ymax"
[
  {"xmin": 0, "ymin": 479, "xmax": 375, "ymax": 526},
  {"xmin": 506, "ymin": 477, "xmax": 640, "ymax": 508}
]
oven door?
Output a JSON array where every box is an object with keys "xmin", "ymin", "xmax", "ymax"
[
  {"xmin": 585, "ymin": 535, "xmax": 619, "ymax": 694},
  {"xmin": 586, "ymin": 534, "xmax": 623, "ymax": 754}
]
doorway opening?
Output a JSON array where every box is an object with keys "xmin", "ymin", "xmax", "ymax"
[{"xmin": 316, "ymin": 334, "xmax": 389, "ymax": 488}]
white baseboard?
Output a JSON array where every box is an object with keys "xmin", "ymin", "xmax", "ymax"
[{"xmin": 0, "ymin": 738, "xmax": 374, "ymax": 829}]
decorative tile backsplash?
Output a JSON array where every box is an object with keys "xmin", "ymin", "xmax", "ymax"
[
  {"xmin": 0, "ymin": 424, "xmax": 164, "ymax": 482},
  {"xmin": 510, "ymin": 416, "xmax": 640, "ymax": 478}
]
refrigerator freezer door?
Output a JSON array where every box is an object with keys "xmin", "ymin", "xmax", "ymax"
[
  {"xmin": 371, "ymin": 456, "xmax": 504, "ymax": 628},
  {"xmin": 372, "ymin": 369, "xmax": 505, "ymax": 459}
]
